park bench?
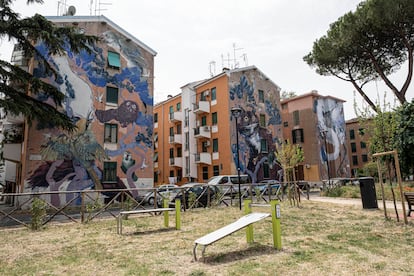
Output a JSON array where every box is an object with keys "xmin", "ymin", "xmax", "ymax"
[
  {"xmin": 117, "ymin": 207, "xmax": 179, "ymax": 235},
  {"xmin": 404, "ymin": 192, "xmax": 414, "ymax": 217},
  {"xmin": 193, "ymin": 212, "xmax": 270, "ymax": 261}
]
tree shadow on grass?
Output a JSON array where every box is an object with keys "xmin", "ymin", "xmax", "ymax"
[
  {"xmin": 123, "ymin": 227, "xmax": 177, "ymax": 236},
  {"xmin": 199, "ymin": 244, "xmax": 281, "ymax": 264}
]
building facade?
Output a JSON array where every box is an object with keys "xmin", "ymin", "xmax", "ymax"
[
  {"xmin": 154, "ymin": 66, "xmax": 283, "ymax": 185},
  {"xmin": 346, "ymin": 118, "xmax": 372, "ymax": 177},
  {"xmin": 3, "ymin": 16, "xmax": 156, "ymax": 207},
  {"xmin": 280, "ymin": 91, "xmax": 351, "ymax": 184}
]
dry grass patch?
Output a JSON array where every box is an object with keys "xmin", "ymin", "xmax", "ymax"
[{"xmin": 0, "ymin": 201, "xmax": 413, "ymax": 275}]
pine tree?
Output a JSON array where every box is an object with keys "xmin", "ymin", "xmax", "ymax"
[{"xmin": 0, "ymin": 0, "xmax": 98, "ymax": 130}]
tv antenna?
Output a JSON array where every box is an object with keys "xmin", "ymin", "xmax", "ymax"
[
  {"xmin": 91, "ymin": 0, "xmax": 112, "ymax": 16},
  {"xmin": 209, "ymin": 61, "xmax": 216, "ymax": 77},
  {"xmin": 221, "ymin": 43, "xmax": 247, "ymax": 69}
]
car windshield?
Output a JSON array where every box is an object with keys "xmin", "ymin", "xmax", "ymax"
[{"xmin": 207, "ymin": 176, "xmax": 220, "ymax": 185}]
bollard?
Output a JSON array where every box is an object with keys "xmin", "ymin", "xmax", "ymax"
[
  {"xmin": 270, "ymin": 200, "xmax": 282, "ymax": 250},
  {"xmin": 175, "ymin": 199, "xmax": 181, "ymax": 230},
  {"xmin": 244, "ymin": 199, "xmax": 254, "ymax": 243}
]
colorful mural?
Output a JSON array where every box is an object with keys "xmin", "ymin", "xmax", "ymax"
[
  {"xmin": 27, "ymin": 28, "xmax": 153, "ymax": 206},
  {"xmin": 229, "ymin": 74, "xmax": 282, "ymax": 183},
  {"xmin": 314, "ymin": 98, "xmax": 349, "ymax": 178}
]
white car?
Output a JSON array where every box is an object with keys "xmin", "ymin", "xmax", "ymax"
[{"xmin": 141, "ymin": 184, "xmax": 179, "ymax": 206}]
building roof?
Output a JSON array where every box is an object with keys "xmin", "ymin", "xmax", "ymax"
[
  {"xmin": 45, "ymin": 15, "xmax": 157, "ymax": 56},
  {"xmin": 193, "ymin": 65, "xmax": 281, "ymax": 91},
  {"xmin": 281, "ymin": 90, "xmax": 346, "ymax": 104}
]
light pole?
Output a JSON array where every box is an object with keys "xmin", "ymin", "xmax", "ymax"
[
  {"xmin": 322, "ymin": 130, "xmax": 331, "ymax": 188},
  {"xmin": 231, "ymin": 107, "xmax": 242, "ymax": 210}
]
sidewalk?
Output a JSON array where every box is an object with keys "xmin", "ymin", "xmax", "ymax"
[{"xmin": 308, "ymin": 194, "xmax": 411, "ymax": 216}]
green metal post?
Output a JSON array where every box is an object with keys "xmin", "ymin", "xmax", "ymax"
[
  {"xmin": 244, "ymin": 199, "xmax": 254, "ymax": 243},
  {"xmin": 163, "ymin": 198, "xmax": 169, "ymax": 227},
  {"xmin": 270, "ymin": 200, "xmax": 282, "ymax": 249},
  {"xmin": 175, "ymin": 199, "xmax": 181, "ymax": 230}
]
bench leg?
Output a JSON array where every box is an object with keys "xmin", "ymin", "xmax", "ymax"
[{"xmin": 193, "ymin": 244, "xmax": 198, "ymax": 261}]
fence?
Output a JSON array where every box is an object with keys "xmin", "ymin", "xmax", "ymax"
[{"xmin": 0, "ymin": 183, "xmax": 308, "ymax": 228}]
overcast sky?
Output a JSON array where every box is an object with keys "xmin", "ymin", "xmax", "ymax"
[{"xmin": 3, "ymin": 0, "xmax": 413, "ymax": 119}]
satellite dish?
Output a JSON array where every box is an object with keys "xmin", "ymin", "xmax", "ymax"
[{"xmin": 67, "ymin": 6, "xmax": 76, "ymax": 16}]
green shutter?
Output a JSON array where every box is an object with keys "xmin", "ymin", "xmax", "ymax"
[{"xmin": 108, "ymin": 51, "xmax": 121, "ymax": 68}]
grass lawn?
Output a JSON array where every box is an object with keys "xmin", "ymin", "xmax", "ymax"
[{"xmin": 0, "ymin": 200, "xmax": 413, "ymax": 275}]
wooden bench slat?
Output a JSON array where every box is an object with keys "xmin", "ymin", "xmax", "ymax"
[{"xmin": 404, "ymin": 192, "xmax": 414, "ymax": 217}]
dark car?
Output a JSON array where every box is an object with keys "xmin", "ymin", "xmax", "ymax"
[
  {"xmin": 254, "ymin": 180, "xmax": 282, "ymax": 195},
  {"xmin": 171, "ymin": 183, "xmax": 219, "ymax": 210}
]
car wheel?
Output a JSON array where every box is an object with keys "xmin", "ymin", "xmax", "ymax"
[{"xmin": 148, "ymin": 197, "xmax": 154, "ymax": 206}]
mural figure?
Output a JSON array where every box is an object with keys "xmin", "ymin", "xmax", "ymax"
[
  {"xmin": 229, "ymin": 74, "xmax": 282, "ymax": 183},
  {"xmin": 95, "ymin": 100, "xmax": 139, "ymax": 127},
  {"xmin": 314, "ymin": 98, "xmax": 348, "ymax": 178}
]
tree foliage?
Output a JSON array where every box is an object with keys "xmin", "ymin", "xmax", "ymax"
[
  {"xmin": 0, "ymin": 0, "xmax": 98, "ymax": 130},
  {"xmin": 395, "ymin": 100, "xmax": 414, "ymax": 176},
  {"xmin": 304, "ymin": 0, "xmax": 414, "ymax": 112}
]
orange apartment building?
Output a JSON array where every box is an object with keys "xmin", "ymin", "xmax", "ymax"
[
  {"xmin": 154, "ymin": 66, "xmax": 283, "ymax": 186},
  {"xmin": 280, "ymin": 91, "xmax": 351, "ymax": 184},
  {"xmin": 346, "ymin": 118, "xmax": 372, "ymax": 177},
  {"xmin": 3, "ymin": 15, "xmax": 156, "ymax": 207}
]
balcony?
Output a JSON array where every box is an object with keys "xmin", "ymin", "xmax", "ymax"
[
  {"xmin": 169, "ymin": 111, "xmax": 182, "ymax": 123},
  {"xmin": 193, "ymin": 101, "xmax": 210, "ymax": 114},
  {"xmin": 195, "ymin": 152, "xmax": 212, "ymax": 165},
  {"xmin": 194, "ymin": 126, "xmax": 211, "ymax": 139},
  {"xmin": 168, "ymin": 134, "xmax": 182, "ymax": 144},
  {"xmin": 169, "ymin": 157, "xmax": 183, "ymax": 167}
]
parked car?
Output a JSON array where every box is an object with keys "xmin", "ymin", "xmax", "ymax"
[
  {"xmin": 208, "ymin": 174, "xmax": 251, "ymax": 196},
  {"xmin": 171, "ymin": 183, "xmax": 219, "ymax": 209},
  {"xmin": 137, "ymin": 184, "xmax": 179, "ymax": 206}
]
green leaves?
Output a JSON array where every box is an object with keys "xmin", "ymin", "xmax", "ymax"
[
  {"xmin": 0, "ymin": 0, "xmax": 98, "ymax": 131},
  {"xmin": 305, "ymin": 0, "xmax": 414, "ymax": 111}
]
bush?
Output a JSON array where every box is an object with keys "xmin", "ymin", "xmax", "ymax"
[{"xmin": 31, "ymin": 197, "xmax": 47, "ymax": 231}]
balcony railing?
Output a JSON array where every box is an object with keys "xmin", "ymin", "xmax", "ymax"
[{"xmin": 194, "ymin": 126, "xmax": 211, "ymax": 139}]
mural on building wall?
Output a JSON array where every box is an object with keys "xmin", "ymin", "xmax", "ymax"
[
  {"xmin": 229, "ymin": 74, "xmax": 282, "ymax": 183},
  {"xmin": 27, "ymin": 29, "xmax": 153, "ymax": 206},
  {"xmin": 314, "ymin": 98, "xmax": 349, "ymax": 178}
]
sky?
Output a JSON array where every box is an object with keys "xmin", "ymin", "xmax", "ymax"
[{"xmin": 2, "ymin": 0, "xmax": 413, "ymax": 119}]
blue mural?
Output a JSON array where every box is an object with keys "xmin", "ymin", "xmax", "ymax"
[
  {"xmin": 229, "ymin": 74, "xmax": 282, "ymax": 183},
  {"xmin": 314, "ymin": 98, "xmax": 349, "ymax": 178},
  {"xmin": 28, "ymin": 29, "xmax": 153, "ymax": 206}
]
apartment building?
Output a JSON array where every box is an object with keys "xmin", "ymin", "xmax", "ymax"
[
  {"xmin": 3, "ymin": 15, "xmax": 156, "ymax": 207},
  {"xmin": 280, "ymin": 91, "xmax": 351, "ymax": 184},
  {"xmin": 154, "ymin": 66, "xmax": 283, "ymax": 185},
  {"xmin": 346, "ymin": 118, "xmax": 372, "ymax": 177}
]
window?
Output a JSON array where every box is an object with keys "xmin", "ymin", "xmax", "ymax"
[
  {"xmin": 176, "ymin": 124, "xmax": 181, "ymax": 134},
  {"xmin": 104, "ymin": 124, "xmax": 118, "ymax": 143},
  {"xmin": 201, "ymin": 116, "xmax": 207, "ymax": 126},
  {"xmin": 202, "ymin": 167, "xmax": 209, "ymax": 180},
  {"xmin": 106, "ymin": 86, "xmax": 118, "ymax": 104},
  {"xmin": 283, "ymin": 121, "xmax": 288, "ymax": 127},
  {"xmin": 293, "ymin": 110, "xmax": 300, "ymax": 126},
  {"xmin": 202, "ymin": 141, "xmax": 208, "ymax": 152},
  {"xmin": 260, "ymin": 139, "xmax": 268, "ymax": 153},
  {"xmin": 260, "ymin": 114, "xmax": 266, "ymax": 127},
  {"xmin": 258, "ymin": 90, "xmax": 264, "ymax": 103},
  {"xmin": 169, "ymin": 127, "xmax": 174, "ymax": 137},
  {"xmin": 177, "ymin": 147, "xmax": 182, "ymax": 158},
  {"xmin": 176, "ymin": 102, "xmax": 181, "ymax": 111},
  {"xmin": 360, "ymin": 141, "xmax": 366, "ymax": 149},
  {"xmin": 212, "ymin": 112, "xmax": 218, "ymax": 125},
  {"xmin": 213, "ymin": 138, "xmax": 218, "ymax": 152},
  {"xmin": 263, "ymin": 162, "xmax": 270, "ymax": 178},
  {"xmin": 107, "ymin": 51, "xmax": 120, "ymax": 68},
  {"xmin": 169, "ymin": 148, "xmax": 174, "ymax": 158},
  {"xmin": 184, "ymin": 108, "xmax": 189, "ymax": 127},
  {"xmin": 349, "ymin": 129, "xmax": 355, "ymax": 140},
  {"xmin": 103, "ymin": 162, "xmax": 117, "ymax": 182},
  {"xmin": 362, "ymin": 154, "xmax": 368, "ymax": 163},
  {"xmin": 292, "ymin": 129, "xmax": 304, "ymax": 143},
  {"xmin": 351, "ymin": 142, "xmax": 357, "ymax": 153},
  {"xmin": 211, "ymin": 87, "xmax": 217, "ymax": 101},
  {"xmin": 169, "ymin": 106, "xmax": 174, "ymax": 114},
  {"xmin": 177, "ymin": 169, "xmax": 182, "ymax": 182},
  {"xmin": 352, "ymin": 155, "xmax": 358, "ymax": 165},
  {"xmin": 154, "ymin": 113, "xmax": 158, "ymax": 123},
  {"xmin": 185, "ymin": 132, "xmax": 189, "ymax": 151},
  {"xmin": 213, "ymin": 165, "xmax": 219, "ymax": 176},
  {"xmin": 201, "ymin": 91, "xmax": 208, "ymax": 101},
  {"xmin": 169, "ymin": 170, "xmax": 174, "ymax": 177},
  {"xmin": 282, "ymin": 103, "xmax": 287, "ymax": 110}
]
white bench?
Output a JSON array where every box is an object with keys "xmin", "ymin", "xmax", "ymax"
[
  {"xmin": 117, "ymin": 208, "xmax": 176, "ymax": 235},
  {"xmin": 193, "ymin": 212, "xmax": 270, "ymax": 261}
]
